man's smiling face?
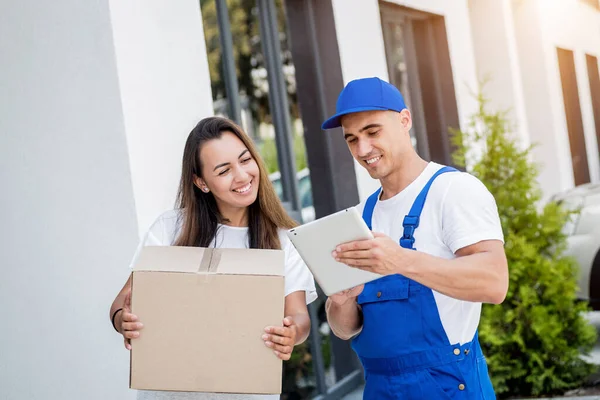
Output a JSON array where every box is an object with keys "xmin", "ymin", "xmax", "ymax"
[{"xmin": 341, "ymin": 109, "xmax": 413, "ymax": 180}]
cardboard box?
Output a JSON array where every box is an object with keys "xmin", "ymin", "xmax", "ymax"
[{"xmin": 130, "ymin": 246, "xmax": 285, "ymax": 394}]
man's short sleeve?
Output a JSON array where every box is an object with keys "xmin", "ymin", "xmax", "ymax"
[{"xmin": 441, "ymin": 173, "xmax": 504, "ymax": 254}]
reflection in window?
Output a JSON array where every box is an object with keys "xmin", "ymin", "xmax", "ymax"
[
  {"xmin": 383, "ymin": 20, "xmax": 417, "ymax": 150},
  {"xmin": 199, "ymin": 0, "xmax": 310, "ymax": 183}
]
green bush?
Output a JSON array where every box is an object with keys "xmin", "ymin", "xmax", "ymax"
[
  {"xmin": 281, "ymin": 331, "xmax": 332, "ymax": 399},
  {"xmin": 259, "ymin": 135, "xmax": 279, "ymax": 174},
  {"xmin": 450, "ymin": 91, "xmax": 597, "ymax": 398}
]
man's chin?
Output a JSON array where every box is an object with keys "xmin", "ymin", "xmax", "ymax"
[{"xmin": 366, "ymin": 170, "xmax": 382, "ymax": 180}]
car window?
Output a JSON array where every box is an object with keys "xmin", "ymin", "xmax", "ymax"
[
  {"xmin": 557, "ymin": 196, "xmax": 584, "ymax": 236},
  {"xmin": 271, "ymin": 178, "xmax": 283, "ymax": 200},
  {"xmin": 299, "ymin": 175, "xmax": 313, "ymax": 208},
  {"xmin": 270, "ymin": 173, "xmax": 313, "ymax": 209}
]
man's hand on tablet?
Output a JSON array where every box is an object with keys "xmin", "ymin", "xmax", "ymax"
[{"xmin": 333, "ymin": 231, "xmax": 408, "ymax": 276}]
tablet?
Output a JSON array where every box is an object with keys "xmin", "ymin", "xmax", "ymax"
[{"xmin": 286, "ymin": 207, "xmax": 383, "ymax": 296}]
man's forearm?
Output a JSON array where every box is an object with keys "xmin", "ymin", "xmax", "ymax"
[
  {"xmin": 403, "ymin": 242, "xmax": 508, "ymax": 304},
  {"xmin": 325, "ymin": 299, "xmax": 363, "ymax": 340}
]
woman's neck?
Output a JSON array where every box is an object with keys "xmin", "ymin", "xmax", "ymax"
[{"xmin": 218, "ymin": 205, "xmax": 249, "ymax": 227}]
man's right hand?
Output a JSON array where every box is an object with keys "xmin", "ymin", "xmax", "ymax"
[
  {"xmin": 329, "ymin": 285, "xmax": 364, "ymax": 307},
  {"xmin": 326, "ymin": 285, "xmax": 364, "ymax": 340},
  {"xmin": 119, "ymin": 289, "xmax": 143, "ymax": 350}
]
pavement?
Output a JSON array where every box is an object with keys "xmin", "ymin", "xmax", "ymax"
[{"xmin": 340, "ymin": 312, "xmax": 600, "ymax": 400}]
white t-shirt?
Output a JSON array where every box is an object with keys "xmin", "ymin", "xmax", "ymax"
[
  {"xmin": 355, "ymin": 162, "xmax": 504, "ymax": 346},
  {"xmin": 128, "ymin": 209, "xmax": 318, "ymax": 400}
]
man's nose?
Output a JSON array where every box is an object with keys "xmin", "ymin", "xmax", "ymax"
[{"xmin": 356, "ymin": 139, "xmax": 373, "ymax": 158}]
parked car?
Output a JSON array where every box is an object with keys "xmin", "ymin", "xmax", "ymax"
[
  {"xmin": 269, "ymin": 168, "xmax": 315, "ymax": 223},
  {"xmin": 551, "ymin": 183, "xmax": 600, "ymax": 309}
]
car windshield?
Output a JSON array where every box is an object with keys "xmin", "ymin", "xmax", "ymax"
[
  {"xmin": 270, "ymin": 171, "xmax": 313, "ymax": 209},
  {"xmin": 299, "ymin": 175, "xmax": 313, "ymax": 208},
  {"xmin": 272, "ymin": 178, "xmax": 283, "ymax": 199},
  {"xmin": 556, "ymin": 196, "xmax": 584, "ymax": 236}
]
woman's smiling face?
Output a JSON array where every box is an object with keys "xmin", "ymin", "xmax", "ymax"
[{"xmin": 195, "ymin": 130, "xmax": 260, "ymax": 212}]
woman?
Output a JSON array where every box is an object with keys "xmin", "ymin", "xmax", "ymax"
[{"xmin": 109, "ymin": 116, "xmax": 317, "ymax": 400}]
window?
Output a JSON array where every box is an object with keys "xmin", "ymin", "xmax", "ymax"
[
  {"xmin": 557, "ymin": 47, "xmax": 591, "ymax": 185},
  {"xmin": 586, "ymin": 54, "xmax": 600, "ymax": 161},
  {"xmin": 379, "ymin": 3, "xmax": 460, "ymax": 166}
]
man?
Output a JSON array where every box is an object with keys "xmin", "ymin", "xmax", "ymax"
[{"xmin": 322, "ymin": 77, "xmax": 508, "ymax": 399}]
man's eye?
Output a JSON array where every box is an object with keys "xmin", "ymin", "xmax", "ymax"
[
  {"xmin": 368, "ymin": 130, "xmax": 380, "ymax": 136},
  {"xmin": 347, "ymin": 138, "xmax": 357, "ymax": 143}
]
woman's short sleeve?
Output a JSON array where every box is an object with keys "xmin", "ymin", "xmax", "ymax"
[
  {"xmin": 281, "ymin": 233, "xmax": 318, "ymax": 305},
  {"xmin": 127, "ymin": 210, "xmax": 181, "ymax": 269}
]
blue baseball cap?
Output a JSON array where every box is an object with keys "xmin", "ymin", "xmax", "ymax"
[{"xmin": 321, "ymin": 77, "xmax": 407, "ymax": 130}]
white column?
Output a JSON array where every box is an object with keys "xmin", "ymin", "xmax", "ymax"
[
  {"xmin": 108, "ymin": 0, "xmax": 214, "ymax": 236},
  {"xmin": 469, "ymin": 0, "xmax": 530, "ymax": 147},
  {"xmin": 331, "ymin": 0, "xmax": 389, "ymax": 84},
  {"xmin": 331, "ymin": 0, "xmax": 389, "ymax": 201}
]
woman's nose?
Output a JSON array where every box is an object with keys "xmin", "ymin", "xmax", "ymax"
[{"xmin": 233, "ymin": 166, "xmax": 250, "ymax": 182}]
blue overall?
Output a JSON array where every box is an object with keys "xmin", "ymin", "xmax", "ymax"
[{"xmin": 352, "ymin": 166, "xmax": 496, "ymax": 399}]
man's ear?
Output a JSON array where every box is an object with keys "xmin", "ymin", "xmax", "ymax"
[
  {"xmin": 399, "ymin": 109, "xmax": 412, "ymax": 131},
  {"xmin": 193, "ymin": 175, "xmax": 209, "ymax": 193}
]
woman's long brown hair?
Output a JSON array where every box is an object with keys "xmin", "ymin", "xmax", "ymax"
[{"xmin": 174, "ymin": 116, "xmax": 297, "ymax": 250}]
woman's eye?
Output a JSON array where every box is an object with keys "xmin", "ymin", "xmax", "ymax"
[
  {"xmin": 218, "ymin": 169, "xmax": 229, "ymax": 176},
  {"xmin": 241, "ymin": 157, "xmax": 252, "ymax": 164}
]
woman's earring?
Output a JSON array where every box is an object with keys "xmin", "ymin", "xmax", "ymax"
[{"xmin": 202, "ymin": 187, "xmax": 209, "ymax": 193}]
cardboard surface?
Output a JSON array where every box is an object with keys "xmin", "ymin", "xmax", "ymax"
[{"xmin": 130, "ymin": 246, "xmax": 285, "ymax": 394}]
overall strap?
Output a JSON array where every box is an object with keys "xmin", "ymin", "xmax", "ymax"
[
  {"xmin": 400, "ymin": 166, "xmax": 458, "ymax": 250},
  {"xmin": 362, "ymin": 187, "xmax": 381, "ymax": 230}
]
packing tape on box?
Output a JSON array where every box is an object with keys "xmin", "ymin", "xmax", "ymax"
[
  {"xmin": 209, "ymin": 249, "xmax": 222, "ymax": 272},
  {"xmin": 197, "ymin": 248, "xmax": 223, "ymax": 274},
  {"xmin": 198, "ymin": 248, "xmax": 212, "ymax": 273}
]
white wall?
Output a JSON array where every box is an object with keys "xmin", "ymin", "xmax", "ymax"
[
  {"xmin": 0, "ymin": 1, "xmax": 138, "ymax": 399},
  {"xmin": 512, "ymin": 0, "xmax": 600, "ymax": 199},
  {"xmin": 537, "ymin": 0, "xmax": 600, "ymax": 187},
  {"xmin": 0, "ymin": 1, "xmax": 213, "ymax": 399},
  {"xmin": 331, "ymin": 0, "xmax": 480, "ymax": 201},
  {"xmin": 108, "ymin": 0, "xmax": 214, "ymax": 237}
]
